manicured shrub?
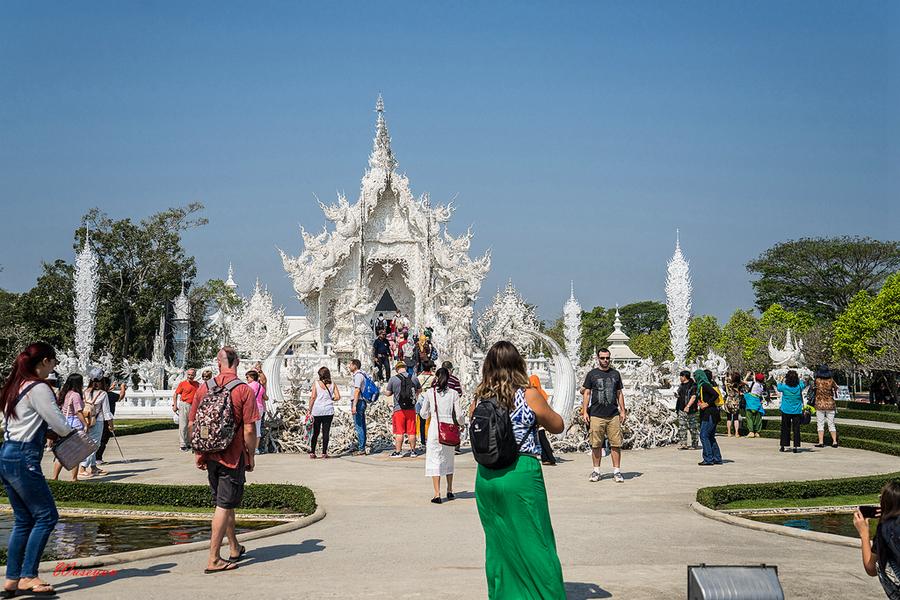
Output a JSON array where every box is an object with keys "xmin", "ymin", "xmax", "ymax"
[
  {"xmin": 836, "ymin": 400, "xmax": 898, "ymax": 413},
  {"xmin": 0, "ymin": 481, "xmax": 316, "ymax": 514},
  {"xmin": 696, "ymin": 471, "xmax": 900, "ymax": 509},
  {"xmin": 763, "ymin": 408, "xmax": 900, "ymax": 425},
  {"xmin": 114, "ymin": 420, "xmax": 178, "ymax": 436}
]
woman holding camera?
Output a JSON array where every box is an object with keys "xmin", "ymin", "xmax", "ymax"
[
  {"xmin": 854, "ymin": 480, "xmax": 900, "ymax": 598},
  {"xmin": 1, "ymin": 342, "xmax": 73, "ymax": 597}
]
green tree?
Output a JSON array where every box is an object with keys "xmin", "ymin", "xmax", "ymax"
[
  {"xmin": 688, "ymin": 315, "xmax": 721, "ymax": 362},
  {"xmin": 80, "ymin": 204, "xmax": 207, "ymax": 359},
  {"xmin": 618, "ymin": 301, "xmax": 667, "ymax": 335},
  {"xmin": 716, "ymin": 309, "xmax": 767, "ymax": 373},
  {"xmin": 746, "ymin": 236, "xmax": 900, "ymax": 318},
  {"xmin": 579, "ymin": 306, "xmax": 615, "ymax": 363},
  {"xmin": 758, "ymin": 303, "xmax": 815, "ymax": 336},
  {"xmin": 539, "ymin": 316, "xmax": 566, "ymax": 356},
  {"xmin": 16, "ymin": 260, "xmax": 76, "ymax": 350},
  {"xmin": 832, "ymin": 273, "xmax": 900, "ymax": 365},
  {"xmin": 630, "ymin": 323, "xmax": 673, "ymax": 363}
]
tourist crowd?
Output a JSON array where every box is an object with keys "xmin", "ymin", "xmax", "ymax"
[{"xmin": 2, "ymin": 338, "xmax": 897, "ymax": 599}]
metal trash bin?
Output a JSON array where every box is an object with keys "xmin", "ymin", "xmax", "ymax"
[{"xmin": 688, "ymin": 564, "xmax": 784, "ymax": 600}]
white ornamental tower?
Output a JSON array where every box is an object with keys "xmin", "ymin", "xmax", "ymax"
[
  {"xmin": 666, "ymin": 230, "xmax": 692, "ymax": 368},
  {"xmin": 73, "ymin": 230, "xmax": 100, "ymax": 373},
  {"xmin": 563, "ymin": 281, "xmax": 582, "ymax": 367}
]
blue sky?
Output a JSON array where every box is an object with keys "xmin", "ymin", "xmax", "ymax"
[{"xmin": 1, "ymin": 1, "xmax": 897, "ymax": 322}]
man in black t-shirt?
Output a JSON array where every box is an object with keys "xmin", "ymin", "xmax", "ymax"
[
  {"xmin": 675, "ymin": 371, "xmax": 700, "ymax": 450},
  {"xmin": 581, "ymin": 348, "xmax": 627, "ymax": 483}
]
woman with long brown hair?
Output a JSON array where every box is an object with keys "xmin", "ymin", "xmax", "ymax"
[
  {"xmin": 854, "ymin": 480, "xmax": 900, "ymax": 598},
  {"xmin": 1, "ymin": 342, "xmax": 72, "ymax": 597},
  {"xmin": 308, "ymin": 366, "xmax": 339, "ymax": 458},
  {"xmin": 469, "ymin": 341, "xmax": 566, "ymax": 599}
]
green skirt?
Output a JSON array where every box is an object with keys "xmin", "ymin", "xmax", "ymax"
[{"xmin": 475, "ymin": 455, "xmax": 565, "ymax": 600}]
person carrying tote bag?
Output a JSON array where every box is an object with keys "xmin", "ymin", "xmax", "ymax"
[
  {"xmin": 0, "ymin": 343, "xmax": 75, "ymax": 597},
  {"xmin": 419, "ymin": 368, "xmax": 462, "ymax": 504}
]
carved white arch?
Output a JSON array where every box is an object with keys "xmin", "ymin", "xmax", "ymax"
[{"xmin": 262, "ymin": 327, "xmax": 317, "ymax": 406}]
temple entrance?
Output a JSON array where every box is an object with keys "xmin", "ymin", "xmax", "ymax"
[{"xmin": 374, "ymin": 290, "xmax": 398, "ymax": 313}]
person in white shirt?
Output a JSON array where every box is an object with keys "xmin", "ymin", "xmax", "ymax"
[
  {"xmin": 1, "ymin": 343, "xmax": 72, "ymax": 597},
  {"xmin": 418, "ymin": 368, "xmax": 462, "ymax": 503},
  {"xmin": 79, "ymin": 376, "xmax": 114, "ymax": 478},
  {"xmin": 308, "ymin": 366, "xmax": 339, "ymax": 459}
]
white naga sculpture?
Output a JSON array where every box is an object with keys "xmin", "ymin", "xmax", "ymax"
[
  {"xmin": 666, "ymin": 231, "xmax": 692, "ymax": 370},
  {"xmin": 230, "ymin": 279, "xmax": 288, "ymax": 362},
  {"xmin": 563, "ymin": 282, "xmax": 583, "ymax": 369},
  {"xmin": 700, "ymin": 350, "xmax": 728, "ymax": 380},
  {"xmin": 768, "ymin": 329, "xmax": 812, "ymax": 385},
  {"xmin": 768, "ymin": 328, "xmax": 805, "ymax": 369},
  {"xmin": 476, "ymin": 280, "xmax": 539, "ymax": 354},
  {"xmin": 279, "ymin": 95, "xmax": 490, "ymax": 372},
  {"xmin": 73, "ymin": 231, "xmax": 99, "ymax": 373}
]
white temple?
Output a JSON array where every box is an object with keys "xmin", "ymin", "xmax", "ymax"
[
  {"xmin": 607, "ymin": 306, "xmax": 641, "ymax": 366},
  {"xmin": 279, "ymin": 96, "xmax": 491, "ymax": 376}
]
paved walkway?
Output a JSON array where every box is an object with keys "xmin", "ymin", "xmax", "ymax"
[{"xmin": 34, "ymin": 431, "xmax": 897, "ymax": 599}]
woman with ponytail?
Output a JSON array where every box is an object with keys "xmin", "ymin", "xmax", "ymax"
[{"xmin": 1, "ymin": 342, "xmax": 72, "ymax": 597}]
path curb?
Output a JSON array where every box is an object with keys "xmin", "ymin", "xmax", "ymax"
[
  {"xmin": 690, "ymin": 501, "xmax": 858, "ymax": 548},
  {"xmin": 38, "ymin": 505, "xmax": 327, "ymax": 572}
]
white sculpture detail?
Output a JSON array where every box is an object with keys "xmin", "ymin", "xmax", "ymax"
[
  {"xmin": 230, "ymin": 279, "xmax": 289, "ymax": 361},
  {"xmin": 768, "ymin": 328, "xmax": 805, "ymax": 369},
  {"xmin": 563, "ymin": 282, "xmax": 582, "ymax": 369},
  {"xmin": 280, "ymin": 96, "xmax": 490, "ymax": 371},
  {"xmin": 73, "ymin": 231, "xmax": 99, "ymax": 373},
  {"xmin": 476, "ymin": 280, "xmax": 538, "ymax": 353},
  {"xmin": 666, "ymin": 231, "xmax": 692, "ymax": 369}
]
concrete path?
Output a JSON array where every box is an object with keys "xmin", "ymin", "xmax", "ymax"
[{"xmin": 33, "ymin": 431, "xmax": 897, "ymax": 599}]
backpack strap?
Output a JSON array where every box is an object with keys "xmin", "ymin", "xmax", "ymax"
[{"xmin": 223, "ymin": 379, "xmax": 244, "ymax": 393}]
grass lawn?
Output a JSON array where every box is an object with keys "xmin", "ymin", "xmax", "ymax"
[
  {"xmin": 722, "ymin": 493, "xmax": 880, "ymax": 511},
  {"xmin": 0, "ymin": 499, "xmax": 285, "ymax": 516}
]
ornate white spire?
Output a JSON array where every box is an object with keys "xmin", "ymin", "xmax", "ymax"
[
  {"xmin": 73, "ymin": 229, "xmax": 99, "ymax": 373},
  {"xmin": 230, "ymin": 280, "xmax": 288, "ymax": 360},
  {"xmin": 369, "ymin": 94, "xmax": 398, "ymax": 173},
  {"xmin": 666, "ymin": 231, "xmax": 692, "ymax": 367},
  {"xmin": 225, "ymin": 263, "xmax": 237, "ymax": 290},
  {"xmin": 563, "ymin": 281, "xmax": 582, "ymax": 367}
]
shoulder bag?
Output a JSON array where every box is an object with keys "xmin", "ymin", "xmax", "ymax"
[
  {"xmin": 434, "ymin": 389, "xmax": 460, "ymax": 446},
  {"xmin": 52, "ymin": 429, "xmax": 100, "ymax": 470}
]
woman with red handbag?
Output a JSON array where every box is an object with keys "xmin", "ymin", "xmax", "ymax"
[{"xmin": 418, "ymin": 368, "xmax": 462, "ymax": 504}]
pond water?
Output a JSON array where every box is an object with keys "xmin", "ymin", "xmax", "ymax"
[
  {"xmin": 745, "ymin": 512, "xmax": 877, "ymax": 538},
  {"xmin": 0, "ymin": 515, "xmax": 278, "ymax": 561}
]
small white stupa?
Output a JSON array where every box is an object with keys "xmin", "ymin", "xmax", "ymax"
[{"xmin": 607, "ymin": 306, "xmax": 641, "ymax": 366}]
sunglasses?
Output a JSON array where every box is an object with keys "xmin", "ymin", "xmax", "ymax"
[{"xmin": 598, "ymin": 357, "xmax": 611, "ymax": 361}]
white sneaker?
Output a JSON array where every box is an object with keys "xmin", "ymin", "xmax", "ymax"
[
  {"xmin": 589, "ymin": 471, "xmax": 602, "ymax": 483},
  {"xmin": 613, "ymin": 472, "xmax": 625, "ymax": 483}
]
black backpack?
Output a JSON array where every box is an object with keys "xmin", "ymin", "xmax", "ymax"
[
  {"xmin": 470, "ymin": 396, "xmax": 535, "ymax": 470},
  {"xmin": 397, "ymin": 374, "xmax": 416, "ymax": 410}
]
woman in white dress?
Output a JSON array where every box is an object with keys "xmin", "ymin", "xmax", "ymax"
[{"xmin": 419, "ymin": 368, "xmax": 462, "ymax": 504}]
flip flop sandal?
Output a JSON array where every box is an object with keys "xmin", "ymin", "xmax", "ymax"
[
  {"xmin": 18, "ymin": 583, "xmax": 55, "ymax": 595},
  {"xmin": 204, "ymin": 560, "xmax": 238, "ymax": 574},
  {"xmin": 229, "ymin": 545, "xmax": 247, "ymax": 561}
]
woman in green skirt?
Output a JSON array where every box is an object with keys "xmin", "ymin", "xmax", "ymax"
[{"xmin": 470, "ymin": 341, "xmax": 566, "ymax": 599}]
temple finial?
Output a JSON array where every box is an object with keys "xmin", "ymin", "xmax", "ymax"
[
  {"xmin": 369, "ymin": 94, "xmax": 397, "ymax": 172},
  {"xmin": 676, "ymin": 228, "xmax": 680, "ymax": 249}
]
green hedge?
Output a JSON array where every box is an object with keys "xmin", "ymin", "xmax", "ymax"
[
  {"xmin": 696, "ymin": 471, "xmax": 900, "ymax": 509},
  {"xmin": 764, "ymin": 408, "xmax": 900, "ymax": 425},
  {"xmin": 114, "ymin": 420, "xmax": 178, "ymax": 436},
  {"xmin": 720, "ymin": 420, "xmax": 900, "ymax": 447},
  {"xmin": 836, "ymin": 400, "xmax": 898, "ymax": 412},
  {"xmin": 0, "ymin": 480, "xmax": 316, "ymax": 514}
]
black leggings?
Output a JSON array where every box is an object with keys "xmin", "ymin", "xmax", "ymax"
[
  {"xmin": 780, "ymin": 413, "xmax": 801, "ymax": 448},
  {"xmin": 311, "ymin": 415, "xmax": 334, "ymax": 454}
]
